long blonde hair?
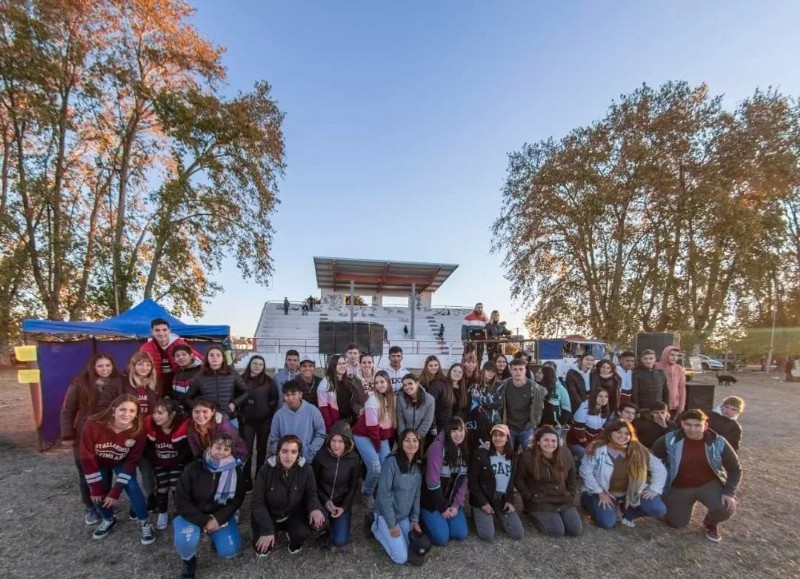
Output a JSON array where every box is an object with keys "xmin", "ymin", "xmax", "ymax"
[
  {"xmin": 127, "ymin": 352, "xmax": 159, "ymax": 393},
  {"xmin": 597, "ymin": 420, "xmax": 649, "ymax": 491},
  {"xmin": 374, "ymin": 370, "xmax": 396, "ymax": 427}
]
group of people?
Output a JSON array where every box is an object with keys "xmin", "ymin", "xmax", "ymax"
[
  {"xmin": 460, "ymin": 303, "xmax": 512, "ymax": 364},
  {"xmin": 61, "ymin": 318, "xmax": 745, "ymax": 578}
]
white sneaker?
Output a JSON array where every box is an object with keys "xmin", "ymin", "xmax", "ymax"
[
  {"xmin": 140, "ymin": 522, "xmax": 156, "ymax": 545},
  {"xmin": 156, "ymin": 512, "xmax": 169, "ymax": 530}
]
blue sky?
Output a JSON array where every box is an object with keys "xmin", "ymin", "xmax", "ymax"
[{"xmin": 189, "ymin": 1, "xmax": 800, "ymax": 337}]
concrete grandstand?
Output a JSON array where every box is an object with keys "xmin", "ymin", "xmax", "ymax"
[{"xmin": 253, "ymin": 257, "xmax": 478, "ymax": 369}]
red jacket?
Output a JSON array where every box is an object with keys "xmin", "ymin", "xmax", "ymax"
[
  {"xmin": 80, "ymin": 420, "xmax": 146, "ymax": 500},
  {"xmin": 140, "ymin": 334, "xmax": 203, "ymax": 381},
  {"xmin": 144, "ymin": 415, "xmax": 191, "ymax": 469}
]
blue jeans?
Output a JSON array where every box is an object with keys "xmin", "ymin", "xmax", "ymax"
[
  {"xmin": 419, "ymin": 507, "xmax": 468, "ymax": 546},
  {"xmin": 570, "ymin": 445, "xmax": 586, "ymax": 459},
  {"xmin": 173, "ymin": 515, "xmax": 241, "ymax": 559},
  {"xmin": 353, "ymin": 436, "xmax": 390, "ymax": 497},
  {"xmin": 95, "ymin": 465, "xmax": 148, "ymax": 521},
  {"xmin": 581, "ymin": 492, "xmax": 666, "ymax": 529},
  {"xmin": 322, "ymin": 508, "xmax": 353, "ymax": 547},
  {"xmin": 509, "ymin": 428, "xmax": 533, "ymax": 452},
  {"xmin": 372, "ymin": 515, "xmax": 411, "ymax": 564},
  {"xmin": 625, "ymin": 495, "xmax": 667, "ymax": 521}
]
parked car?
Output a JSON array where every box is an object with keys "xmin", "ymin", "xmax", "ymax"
[{"xmin": 697, "ymin": 354, "xmax": 724, "ymax": 372}]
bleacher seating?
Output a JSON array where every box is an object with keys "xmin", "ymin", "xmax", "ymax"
[{"xmin": 253, "ymin": 300, "xmax": 473, "ymax": 368}]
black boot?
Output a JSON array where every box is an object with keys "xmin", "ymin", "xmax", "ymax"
[
  {"xmin": 318, "ymin": 530, "xmax": 331, "ymax": 551},
  {"xmin": 180, "ymin": 556, "xmax": 197, "ymax": 579}
]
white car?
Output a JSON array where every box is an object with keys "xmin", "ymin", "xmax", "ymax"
[{"xmin": 697, "ymin": 354, "xmax": 724, "ymax": 371}]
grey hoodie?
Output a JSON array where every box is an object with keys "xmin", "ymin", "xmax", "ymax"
[
  {"xmin": 268, "ymin": 400, "xmax": 326, "ymax": 461},
  {"xmin": 395, "ymin": 389, "xmax": 435, "ymax": 439},
  {"xmin": 373, "ymin": 454, "xmax": 421, "ymax": 527}
]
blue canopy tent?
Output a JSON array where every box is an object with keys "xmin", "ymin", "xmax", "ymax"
[{"xmin": 22, "ymin": 299, "xmax": 230, "ymax": 448}]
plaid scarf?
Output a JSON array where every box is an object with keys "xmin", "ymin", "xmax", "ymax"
[{"xmin": 203, "ymin": 449, "xmax": 240, "ymax": 504}]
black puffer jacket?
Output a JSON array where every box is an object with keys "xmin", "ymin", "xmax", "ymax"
[
  {"xmin": 251, "ymin": 455, "xmax": 322, "ymax": 537},
  {"xmin": 187, "ymin": 371, "xmax": 250, "ymax": 418},
  {"xmin": 311, "ymin": 421, "xmax": 360, "ymax": 510},
  {"xmin": 175, "ymin": 458, "xmax": 246, "ymax": 528},
  {"xmin": 423, "ymin": 378, "xmax": 453, "ymax": 434},
  {"xmin": 631, "ymin": 366, "xmax": 669, "ymax": 411},
  {"xmin": 242, "ymin": 374, "xmax": 279, "ymax": 423}
]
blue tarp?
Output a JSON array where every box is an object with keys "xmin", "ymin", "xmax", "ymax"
[
  {"xmin": 22, "ymin": 299, "xmax": 229, "ymax": 339},
  {"xmin": 537, "ymin": 339, "xmax": 565, "ymax": 360},
  {"xmin": 21, "ymin": 300, "xmax": 229, "ymax": 447}
]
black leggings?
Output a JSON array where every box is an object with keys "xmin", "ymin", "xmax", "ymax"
[
  {"xmin": 153, "ymin": 466, "xmax": 183, "ymax": 513},
  {"xmin": 241, "ymin": 419, "xmax": 271, "ymax": 481},
  {"xmin": 252, "ymin": 511, "xmax": 313, "ymax": 551}
]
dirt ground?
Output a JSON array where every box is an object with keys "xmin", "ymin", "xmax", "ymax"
[{"xmin": 0, "ymin": 369, "xmax": 797, "ymax": 579}]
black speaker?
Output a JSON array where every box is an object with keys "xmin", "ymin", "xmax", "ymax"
[
  {"xmin": 634, "ymin": 332, "xmax": 680, "ymax": 359},
  {"xmin": 335, "ymin": 322, "xmax": 355, "ymax": 355},
  {"xmin": 685, "ymin": 383, "xmax": 715, "ymax": 415},
  {"xmin": 353, "ymin": 323, "xmax": 371, "ymax": 355},
  {"xmin": 369, "ymin": 323, "xmax": 384, "ymax": 357},
  {"xmin": 318, "ymin": 322, "xmax": 338, "ymax": 355},
  {"xmin": 319, "ymin": 322, "xmax": 385, "ymax": 356}
]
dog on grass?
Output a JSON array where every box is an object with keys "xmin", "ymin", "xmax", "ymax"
[{"xmin": 717, "ymin": 374, "xmax": 738, "ymax": 386}]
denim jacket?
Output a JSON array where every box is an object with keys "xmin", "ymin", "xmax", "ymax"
[{"xmin": 651, "ymin": 429, "xmax": 742, "ymax": 497}]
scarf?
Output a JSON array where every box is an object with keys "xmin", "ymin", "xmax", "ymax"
[
  {"xmin": 203, "ymin": 449, "xmax": 240, "ymax": 504},
  {"xmin": 607, "ymin": 440, "xmax": 628, "ymax": 454}
]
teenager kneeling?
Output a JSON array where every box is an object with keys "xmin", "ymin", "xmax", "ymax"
[
  {"xmin": 372, "ymin": 429, "xmax": 424, "ymax": 565},
  {"xmin": 173, "ymin": 432, "xmax": 246, "ymax": 579},
  {"xmin": 515, "ymin": 426, "xmax": 582, "ymax": 537},
  {"xmin": 420, "ymin": 417, "xmax": 470, "ymax": 545},
  {"xmin": 252, "ymin": 435, "xmax": 325, "ymax": 556},
  {"xmin": 312, "ymin": 421, "xmax": 361, "ymax": 551},
  {"xmin": 469, "ymin": 423, "xmax": 524, "ymax": 541},
  {"xmin": 80, "ymin": 394, "xmax": 154, "ymax": 544},
  {"xmin": 580, "ymin": 420, "xmax": 667, "ymax": 529}
]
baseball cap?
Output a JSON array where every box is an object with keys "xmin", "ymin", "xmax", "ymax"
[{"xmin": 490, "ymin": 423, "xmax": 510, "ymax": 437}]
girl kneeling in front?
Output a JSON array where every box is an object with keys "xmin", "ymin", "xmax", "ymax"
[
  {"xmin": 469, "ymin": 423, "xmax": 524, "ymax": 540},
  {"xmin": 580, "ymin": 420, "xmax": 667, "ymax": 529},
  {"xmin": 79, "ymin": 394, "xmax": 154, "ymax": 545},
  {"xmin": 372, "ymin": 429, "xmax": 424, "ymax": 564},
  {"xmin": 252, "ymin": 435, "xmax": 325, "ymax": 556},
  {"xmin": 420, "ymin": 417, "xmax": 470, "ymax": 545},
  {"xmin": 173, "ymin": 432, "xmax": 246, "ymax": 578},
  {"xmin": 515, "ymin": 426, "xmax": 582, "ymax": 537}
]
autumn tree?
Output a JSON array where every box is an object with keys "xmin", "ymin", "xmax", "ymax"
[
  {"xmin": 0, "ymin": 0, "xmax": 284, "ymax": 352},
  {"xmin": 493, "ymin": 82, "xmax": 799, "ymax": 346}
]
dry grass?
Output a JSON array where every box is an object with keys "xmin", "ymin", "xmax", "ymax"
[{"xmin": 0, "ymin": 369, "xmax": 797, "ymax": 578}]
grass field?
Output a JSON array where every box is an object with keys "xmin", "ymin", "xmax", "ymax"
[{"xmin": 0, "ymin": 369, "xmax": 796, "ymax": 578}]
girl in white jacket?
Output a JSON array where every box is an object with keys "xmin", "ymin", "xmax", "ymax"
[{"xmin": 579, "ymin": 420, "xmax": 667, "ymax": 529}]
